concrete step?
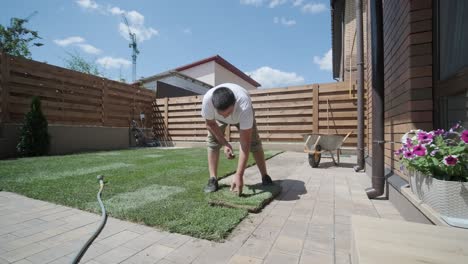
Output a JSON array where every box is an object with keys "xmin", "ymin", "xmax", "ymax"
[{"xmin": 351, "ymin": 215, "xmax": 468, "ymax": 264}]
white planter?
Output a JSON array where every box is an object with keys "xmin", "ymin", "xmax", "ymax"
[{"xmin": 409, "ymin": 171, "xmax": 468, "ymax": 228}]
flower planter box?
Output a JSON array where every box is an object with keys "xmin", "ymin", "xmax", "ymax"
[{"xmin": 409, "ymin": 171, "xmax": 468, "ymax": 228}]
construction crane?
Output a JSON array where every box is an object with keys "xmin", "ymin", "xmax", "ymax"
[
  {"xmin": 10, "ymin": 11, "xmax": 38, "ymax": 27},
  {"xmin": 122, "ymin": 14, "xmax": 139, "ymax": 82},
  {"xmin": 24, "ymin": 11, "xmax": 38, "ymax": 21}
]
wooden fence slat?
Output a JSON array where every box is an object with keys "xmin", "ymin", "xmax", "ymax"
[
  {"xmin": 256, "ymin": 116, "xmax": 314, "ymax": 124},
  {"xmin": 248, "ymin": 85, "xmax": 313, "ymax": 95},
  {"xmin": 250, "ymin": 91, "xmax": 313, "ymax": 102}
]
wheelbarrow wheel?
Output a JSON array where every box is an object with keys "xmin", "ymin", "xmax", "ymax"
[{"xmin": 308, "ymin": 145, "xmax": 322, "ymax": 168}]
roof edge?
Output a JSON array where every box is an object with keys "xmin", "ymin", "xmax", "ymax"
[{"xmin": 175, "ymin": 55, "xmax": 261, "ymax": 87}]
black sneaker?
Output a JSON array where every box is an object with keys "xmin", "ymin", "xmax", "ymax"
[
  {"xmin": 204, "ymin": 177, "xmax": 218, "ymax": 193},
  {"xmin": 262, "ymin": 175, "xmax": 273, "ymax": 185}
]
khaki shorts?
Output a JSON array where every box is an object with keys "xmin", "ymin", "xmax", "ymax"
[{"xmin": 207, "ymin": 121, "xmax": 262, "ymax": 152}]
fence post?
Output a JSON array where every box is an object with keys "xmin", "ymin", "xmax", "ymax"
[
  {"xmin": 101, "ymin": 79, "xmax": 108, "ymax": 126},
  {"xmin": 1, "ymin": 53, "xmax": 11, "ymax": 123},
  {"xmin": 164, "ymin": 97, "xmax": 169, "ymax": 137},
  {"xmin": 312, "ymin": 84, "xmax": 319, "ymax": 134}
]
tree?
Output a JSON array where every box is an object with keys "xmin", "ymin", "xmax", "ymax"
[
  {"xmin": 0, "ymin": 14, "xmax": 43, "ymax": 59},
  {"xmin": 63, "ymin": 51, "xmax": 102, "ymax": 76},
  {"xmin": 17, "ymin": 96, "xmax": 50, "ymax": 156}
]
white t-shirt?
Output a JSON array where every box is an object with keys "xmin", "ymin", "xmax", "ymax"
[{"xmin": 201, "ymin": 83, "xmax": 254, "ymax": 130}]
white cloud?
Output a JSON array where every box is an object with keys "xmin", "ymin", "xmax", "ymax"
[
  {"xmin": 118, "ymin": 23, "xmax": 158, "ymax": 42},
  {"xmin": 274, "ymin": 17, "xmax": 296, "ymax": 26},
  {"xmin": 269, "ymin": 0, "xmax": 288, "ymax": 8},
  {"xmin": 111, "ymin": 9, "xmax": 159, "ymax": 42},
  {"xmin": 108, "ymin": 6, "xmax": 124, "ymax": 15},
  {"xmin": 54, "ymin": 36, "xmax": 102, "ymax": 55},
  {"xmin": 240, "ymin": 0, "xmax": 264, "ymax": 6},
  {"xmin": 313, "ymin": 49, "xmax": 332, "ymax": 71},
  {"xmin": 96, "ymin": 56, "xmax": 131, "ymax": 69},
  {"xmin": 54, "ymin": 36, "xmax": 85, "ymax": 47},
  {"xmin": 77, "ymin": 43, "xmax": 101, "ymax": 54},
  {"xmin": 183, "ymin": 28, "xmax": 192, "ymax": 35},
  {"xmin": 126, "ymin": 10, "xmax": 144, "ymax": 25},
  {"xmin": 302, "ymin": 3, "xmax": 327, "ymax": 14},
  {"xmin": 76, "ymin": 1, "xmax": 159, "ymax": 43},
  {"xmin": 76, "ymin": 0, "xmax": 98, "ymax": 10},
  {"xmin": 246, "ymin": 66, "xmax": 304, "ymax": 88},
  {"xmin": 293, "ymin": 0, "xmax": 304, "ymax": 7}
]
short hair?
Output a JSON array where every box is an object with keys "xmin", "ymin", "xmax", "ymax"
[{"xmin": 212, "ymin": 87, "xmax": 235, "ymax": 110}]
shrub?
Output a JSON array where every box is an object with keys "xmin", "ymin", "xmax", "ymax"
[{"xmin": 17, "ymin": 96, "xmax": 50, "ymax": 156}]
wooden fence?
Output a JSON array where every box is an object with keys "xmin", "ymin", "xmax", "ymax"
[
  {"xmin": 153, "ymin": 82, "xmax": 362, "ymax": 147},
  {"xmin": 0, "ymin": 53, "xmax": 155, "ymax": 127}
]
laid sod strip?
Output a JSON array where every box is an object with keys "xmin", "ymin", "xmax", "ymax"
[
  {"xmin": 0, "ymin": 148, "xmax": 281, "ymax": 241},
  {"xmin": 208, "ymin": 183, "xmax": 282, "ymax": 213}
]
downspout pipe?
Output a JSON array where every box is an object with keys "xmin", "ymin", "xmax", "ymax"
[
  {"xmin": 354, "ymin": 0, "xmax": 365, "ymax": 172},
  {"xmin": 366, "ymin": 0, "xmax": 385, "ymax": 199}
]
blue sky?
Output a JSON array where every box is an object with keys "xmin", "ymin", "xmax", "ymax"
[{"xmin": 1, "ymin": 0, "xmax": 333, "ymax": 88}]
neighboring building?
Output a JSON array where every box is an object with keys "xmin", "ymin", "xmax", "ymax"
[
  {"xmin": 139, "ymin": 55, "xmax": 260, "ymax": 98},
  {"xmin": 174, "ymin": 55, "xmax": 261, "ymax": 90},
  {"xmin": 331, "ymin": 0, "xmax": 467, "ymax": 222},
  {"xmin": 139, "ymin": 71, "xmax": 212, "ymax": 98}
]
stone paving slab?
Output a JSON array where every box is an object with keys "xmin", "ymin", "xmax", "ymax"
[{"xmin": 0, "ymin": 152, "xmax": 404, "ymax": 263}]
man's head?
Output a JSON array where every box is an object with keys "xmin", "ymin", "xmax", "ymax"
[{"xmin": 212, "ymin": 87, "xmax": 235, "ymax": 117}]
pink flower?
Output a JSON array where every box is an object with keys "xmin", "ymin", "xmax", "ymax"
[
  {"xmin": 404, "ymin": 151, "xmax": 415, "ymax": 159},
  {"xmin": 443, "ymin": 155, "xmax": 458, "ymax": 166},
  {"xmin": 412, "ymin": 145, "xmax": 427, "ymax": 156},
  {"xmin": 434, "ymin": 129, "xmax": 445, "ymax": 136},
  {"xmin": 405, "ymin": 138, "xmax": 414, "ymax": 148},
  {"xmin": 430, "ymin": 150, "xmax": 439, "ymax": 156},
  {"xmin": 462, "ymin": 130, "xmax": 468, "ymax": 143},
  {"xmin": 394, "ymin": 148, "xmax": 403, "ymax": 156},
  {"xmin": 417, "ymin": 131, "xmax": 433, "ymax": 144}
]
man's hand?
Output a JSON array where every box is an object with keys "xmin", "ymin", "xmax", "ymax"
[
  {"xmin": 230, "ymin": 173, "xmax": 243, "ymax": 196},
  {"xmin": 224, "ymin": 143, "xmax": 235, "ymax": 159}
]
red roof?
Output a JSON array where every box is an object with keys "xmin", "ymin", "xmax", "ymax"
[{"xmin": 174, "ymin": 55, "xmax": 261, "ymax": 87}]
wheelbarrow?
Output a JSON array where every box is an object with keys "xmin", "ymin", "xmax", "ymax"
[{"xmin": 303, "ymin": 131, "xmax": 352, "ymax": 168}]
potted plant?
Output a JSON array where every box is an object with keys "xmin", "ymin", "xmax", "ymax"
[{"xmin": 395, "ymin": 122, "xmax": 468, "ymax": 228}]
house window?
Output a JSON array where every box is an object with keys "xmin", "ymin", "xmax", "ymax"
[{"xmin": 433, "ymin": 0, "xmax": 468, "ymax": 129}]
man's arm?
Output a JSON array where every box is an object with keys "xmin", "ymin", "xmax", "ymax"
[
  {"xmin": 205, "ymin": 119, "xmax": 228, "ymax": 146},
  {"xmin": 205, "ymin": 119, "xmax": 235, "ymax": 158},
  {"xmin": 236, "ymin": 128, "xmax": 252, "ymax": 177}
]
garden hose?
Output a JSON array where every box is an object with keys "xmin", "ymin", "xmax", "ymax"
[{"xmin": 71, "ymin": 175, "xmax": 107, "ymax": 264}]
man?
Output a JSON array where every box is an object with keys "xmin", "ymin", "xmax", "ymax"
[{"xmin": 201, "ymin": 83, "xmax": 273, "ymax": 195}]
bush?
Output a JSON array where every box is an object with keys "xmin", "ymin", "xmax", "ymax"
[{"xmin": 17, "ymin": 96, "xmax": 50, "ymax": 156}]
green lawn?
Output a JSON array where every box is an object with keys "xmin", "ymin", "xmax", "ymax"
[{"xmin": 0, "ymin": 147, "xmax": 280, "ymax": 240}]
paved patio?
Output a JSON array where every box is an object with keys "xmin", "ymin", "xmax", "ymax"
[{"xmin": 0, "ymin": 151, "xmax": 404, "ymax": 264}]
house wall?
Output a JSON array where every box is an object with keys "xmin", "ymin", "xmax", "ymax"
[
  {"xmin": 178, "ymin": 61, "xmax": 216, "ymax": 86},
  {"xmin": 342, "ymin": 0, "xmax": 368, "ymax": 83},
  {"xmin": 214, "ymin": 63, "xmax": 257, "ymax": 90},
  {"xmin": 361, "ymin": 0, "xmax": 434, "ymax": 224},
  {"xmin": 380, "ymin": 0, "xmax": 433, "ymax": 179},
  {"xmin": 365, "ymin": 0, "xmax": 433, "ymax": 180}
]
